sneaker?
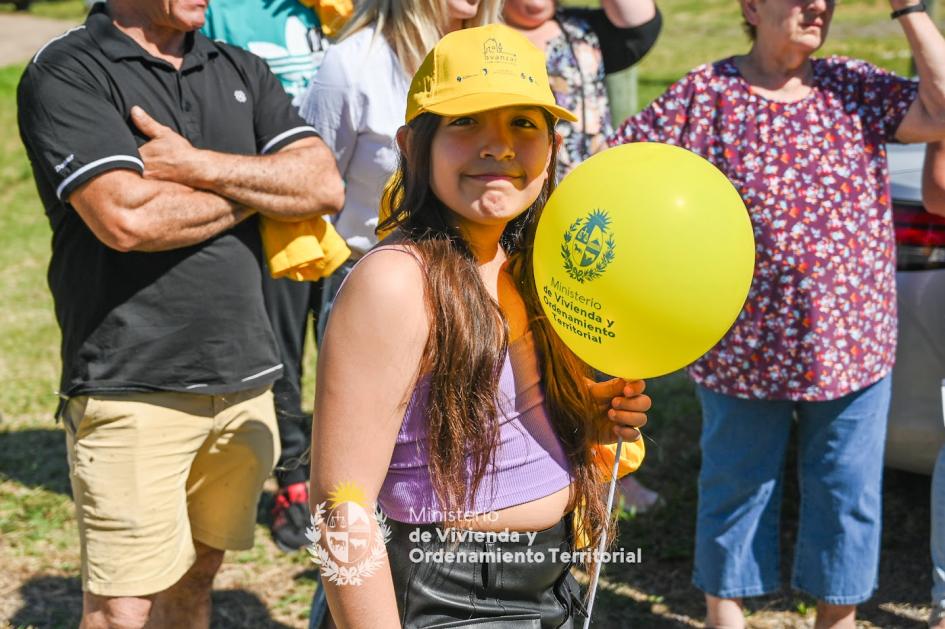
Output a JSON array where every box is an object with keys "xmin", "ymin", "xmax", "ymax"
[{"xmin": 271, "ymin": 481, "xmax": 311, "ymax": 552}]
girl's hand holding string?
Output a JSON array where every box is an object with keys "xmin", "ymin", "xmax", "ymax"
[{"xmin": 587, "ymin": 377, "xmax": 651, "ymax": 444}]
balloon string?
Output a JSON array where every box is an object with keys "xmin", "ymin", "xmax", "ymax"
[{"xmin": 583, "ymin": 435, "xmax": 623, "ymax": 628}]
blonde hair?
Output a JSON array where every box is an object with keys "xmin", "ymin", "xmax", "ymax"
[{"xmin": 339, "ymin": 0, "xmax": 503, "ymax": 75}]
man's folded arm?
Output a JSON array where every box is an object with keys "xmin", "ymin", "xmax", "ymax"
[{"xmin": 69, "ymin": 169, "xmax": 253, "ymax": 253}]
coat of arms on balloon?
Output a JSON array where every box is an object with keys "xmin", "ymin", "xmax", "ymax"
[{"xmin": 561, "ymin": 209, "xmax": 616, "ymax": 284}]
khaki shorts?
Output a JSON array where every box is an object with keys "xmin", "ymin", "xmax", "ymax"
[{"xmin": 62, "ymin": 386, "xmax": 279, "ymax": 598}]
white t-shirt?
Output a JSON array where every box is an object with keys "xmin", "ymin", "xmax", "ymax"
[{"xmin": 299, "ymin": 26, "xmax": 409, "ymax": 257}]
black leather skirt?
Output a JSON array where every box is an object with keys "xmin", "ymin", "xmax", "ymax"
[{"xmin": 386, "ymin": 517, "xmax": 587, "ymax": 628}]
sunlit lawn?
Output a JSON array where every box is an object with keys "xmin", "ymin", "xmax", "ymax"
[{"xmin": 0, "ymin": 1, "xmax": 937, "ymax": 626}]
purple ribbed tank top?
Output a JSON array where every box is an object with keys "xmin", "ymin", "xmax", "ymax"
[{"xmin": 378, "ymin": 332, "xmax": 574, "ymax": 524}]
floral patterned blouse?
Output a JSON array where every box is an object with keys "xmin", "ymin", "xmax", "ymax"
[
  {"xmin": 545, "ymin": 14, "xmax": 613, "ymax": 181},
  {"xmin": 609, "ymin": 57, "xmax": 918, "ymax": 400}
]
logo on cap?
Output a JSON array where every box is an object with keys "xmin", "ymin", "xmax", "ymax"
[{"xmin": 483, "ymin": 38, "xmax": 517, "ymax": 65}]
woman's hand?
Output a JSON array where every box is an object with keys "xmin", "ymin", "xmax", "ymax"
[{"xmin": 587, "ymin": 377, "xmax": 651, "ymax": 443}]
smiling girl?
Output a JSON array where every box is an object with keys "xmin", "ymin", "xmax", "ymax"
[{"xmin": 310, "ymin": 24, "xmax": 650, "ymax": 628}]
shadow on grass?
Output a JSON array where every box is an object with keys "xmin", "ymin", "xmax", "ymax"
[
  {"xmin": 212, "ymin": 590, "xmax": 296, "ymax": 628},
  {"xmin": 9, "ymin": 575, "xmax": 82, "ymax": 629},
  {"xmin": 0, "ymin": 426, "xmax": 70, "ymax": 495},
  {"xmin": 592, "ymin": 583, "xmax": 698, "ymax": 628},
  {"xmin": 593, "ymin": 373, "xmax": 933, "ymax": 627},
  {"xmin": 9, "ymin": 575, "xmax": 297, "ymax": 628},
  {"xmin": 1, "ymin": 377, "xmax": 934, "ymax": 627}
]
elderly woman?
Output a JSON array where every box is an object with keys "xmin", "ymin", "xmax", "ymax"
[{"xmin": 610, "ymin": 0, "xmax": 945, "ymax": 626}]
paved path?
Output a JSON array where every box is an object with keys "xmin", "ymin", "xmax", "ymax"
[{"xmin": 0, "ymin": 13, "xmax": 78, "ymax": 67}]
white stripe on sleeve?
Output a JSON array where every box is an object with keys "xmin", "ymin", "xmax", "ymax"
[
  {"xmin": 260, "ymin": 126, "xmax": 318, "ymax": 154},
  {"xmin": 55, "ymin": 155, "xmax": 144, "ymax": 200}
]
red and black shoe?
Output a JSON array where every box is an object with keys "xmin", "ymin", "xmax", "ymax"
[{"xmin": 270, "ymin": 481, "xmax": 311, "ymax": 552}]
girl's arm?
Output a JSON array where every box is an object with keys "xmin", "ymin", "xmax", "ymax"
[
  {"xmin": 564, "ymin": 1, "xmax": 663, "ymax": 75},
  {"xmin": 600, "ymin": 0, "xmax": 657, "ymax": 28},
  {"xmin": 310, "ymin": 248, "xmax": 429, "ymax": 628}
]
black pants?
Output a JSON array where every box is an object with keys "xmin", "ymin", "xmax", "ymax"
[
  {"xmin": 261, "ymin": 272, "xmax": 322, "ymax": 487},
  {"xmin": 386, "ymin": 517, "xmax": 586, "ymax": 628}
]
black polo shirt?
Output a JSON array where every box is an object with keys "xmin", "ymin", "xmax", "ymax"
[{"xmin": 17, "ymin": 4, "xmax": 320, "ymax": 397}]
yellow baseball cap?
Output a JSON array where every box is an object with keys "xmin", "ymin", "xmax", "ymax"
[{"xmin": 405, "ymin": 24, "xmax": 577, "ymax": 124}]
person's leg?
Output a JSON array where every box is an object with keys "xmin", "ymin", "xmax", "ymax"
[
  {"xmin": 79, "ymin": 593, "xmax": 154, "ymax": 629},
  {"xmin": 931, "ymin": 443, "xmax": 945, "ymax": 628},
  {"xmin": 693, "ymin": 386, "xmax": 795, "ymax": 629},
  {"xmin": 62, "ymin": 393, "xmax": 214, "ymax": 628},
  {"xmin": 704, "ymin": 595, "xmax": 744, "ymax": 629},
  {"xmin": 166, "ymin": 387, "xmax": 277, "ymax": 624},
  {"xmin": 812, "ymin": 602, "xmax": 855, "ymax": 629},
  {"xmin": 187, "ymin": 385, "xmax": 280, "ymax": 548},
  {"xmin": 261, "ymin": 274, "xmax": 319, "ymax": 487},
  {"xmin": 149, "ymin": 541, "xmax": 225, "ymax": 628},
  {"xmin": 261, "ymin": 273, "xmax": 321, "ymax": 549},
  {"xmin": 309, "ymin": 575, "xmax": 329, "ymax": 629},
  {"xmin": 792, "ymin": 375, "xmax": 891, "ymax": 628}
]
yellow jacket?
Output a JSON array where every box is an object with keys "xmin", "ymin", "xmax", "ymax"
[
  {"xmin": 299, "ymin": 0, "xmax": 354, "ymax": 37},
  {"xmin": 260, "ymin": 216, "xmax": 351, "ymax": 281}
]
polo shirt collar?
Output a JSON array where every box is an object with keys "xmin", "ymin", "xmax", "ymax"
[
  {"xmin": 184, "ymin": 31, "xmax": 218, "ymax": 70},
  {"xmin": 86, "ymin": 3, "xmax": 217, "ymax": 69}
]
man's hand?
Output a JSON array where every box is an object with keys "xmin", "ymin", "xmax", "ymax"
[
  {"xmin": 588, "ymin": 377, "xmax": 651, "ymax": 444},
  {"xmin": 132, "ymin": 105, "xmax": 203, "ymax": 186},
  {"xmin": 130, "ymin": 106, "xmax": 343, "ymax": 219}
]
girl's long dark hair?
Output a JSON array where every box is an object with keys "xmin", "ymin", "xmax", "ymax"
[{"xmin": 378, "ymin": 112, "xmax": 609, "ymax": 555}]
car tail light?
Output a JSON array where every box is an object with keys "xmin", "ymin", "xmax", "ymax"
[{"xmin": 893, "ymin": 201, "xmax": 945, "ymax": 270}]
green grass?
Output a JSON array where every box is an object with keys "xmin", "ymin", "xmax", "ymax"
[
  {"xmin": 0, "ymin": 3, "xmax": 937, "ymax": 627},
  {"xmin": 0, "ymin": 63, "xmax": 59, "ymax": 424},
  {"xmin": 0, "ymin": 0, "xmax": 86, "ymax": 20}
]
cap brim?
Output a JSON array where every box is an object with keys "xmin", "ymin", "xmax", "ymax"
[{"xmin": 417, "ymin": 92, "xmax": 578, "ymax": 123}]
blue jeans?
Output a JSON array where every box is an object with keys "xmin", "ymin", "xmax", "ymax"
[
  {"xmin": 693, "ymin": 375, "xmax": 891, "ymax": 605},
  {"xmin": 931, "ymin": 443, "xmax": 945, "ymax": 624},
  {"xmin": 309, "ymin": 575, "xmax": 327, "ymax": 629}
]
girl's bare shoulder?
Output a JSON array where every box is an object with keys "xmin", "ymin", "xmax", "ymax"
[{"xmin": 333, "ymin": 243, "xmax": 429, "ymax": 330}]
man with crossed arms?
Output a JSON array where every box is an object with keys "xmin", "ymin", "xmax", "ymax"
[{"xmin": 17, "ymin": 1, "xmax": 343, "ymax": 627}]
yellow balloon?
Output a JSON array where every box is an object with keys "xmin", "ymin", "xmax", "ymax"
[{"xmin": 533, "ymin": 142, "xmax": 755, "ymax": 379}]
